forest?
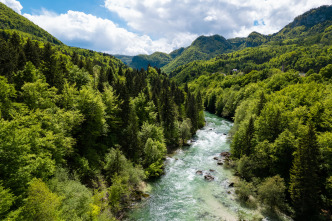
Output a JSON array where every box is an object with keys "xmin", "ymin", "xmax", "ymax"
[
  {"xmin": 0, "ymin": 2, "xmax": 332, "ymax": 220},
  {"xmin": 177, "ymin": 15, "xmax": 332, "ymax": 221},
  {"xmin": 0, "ymin": 30, "xmax": 204, "ymax": 220}
]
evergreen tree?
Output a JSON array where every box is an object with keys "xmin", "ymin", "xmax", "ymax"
[
  {"xmin": 256, "ymin": 91, "xmax": 266, "ymax": 116},
  {"xmin": 160, "ymin": 88, "xmax": 177, "ymax": 145},
  {"xmin": 123, "ymin": 105, "xmax": 139, "ymax": 160},
  {"xmin": 41, "ymin": 42, "xmax": 58, "ymax": 86},
  {"xmin": 106, "ymin": 67, "xmax": 115, "ymax": 86},
  {"xmin": 243, "ymin": 116, "xmax": 255, "ymax": 156},
  {"xmin": 289, "ymin": 123, "xmax": 320, "ymax": 219},
  {"xmin": 0, "ymin": 40, "xmax": 16, "ymax": 80},
  {"xmin": 98, "ymin": 67, "xmax": 107, "ymax": 92},
  {"xmin": 71, "ymin": 51, "xmax": 79, "ymax": 65},
  {"xmin": 186, "ymin": 92, "xmax": 199, "ymax": 133},
  {"xmin": 24, "ymin": 38, "xmax": 40, "ymax": 67}
]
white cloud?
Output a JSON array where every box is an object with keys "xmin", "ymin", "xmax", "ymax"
[
  {"xmin": 0, "ymin": 0, "xmax": 22, "ymax": 14},
  {"xmin": 4, "ymin": 0, "xmax": 330, "ymax": 55},
  {"xmin": 23, "ymin": 10, "xmax": 197, "ymax": 55},
  {"xmin": 104, "ymin": 0, "xmax": 331, "ymax": 38}
]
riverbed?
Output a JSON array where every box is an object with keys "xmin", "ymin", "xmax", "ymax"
[{"xmin": 127, "ymin": 112, "xmax": 262, "ymax": 221}]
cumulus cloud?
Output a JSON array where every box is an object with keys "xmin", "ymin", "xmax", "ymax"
[
  {"xmin": 23, "ymin": 10, "xmax": 197, "ymax": 55},
  {"xmin": 0, "ymin": 0, "xmax": 23, "ymax": 14},
  {"xmin": 4, "ymin": 0, "xmax": 331, "ymax": 55},
  {"xmin": 104, "ymin": 0, "xmax": 331, "ymax": 38}
]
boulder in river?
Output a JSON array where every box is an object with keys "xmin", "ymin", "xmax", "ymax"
[
  {"xmin": 217, "ymin": 160, "xmax": 224, "ymax": 165},
  {"xmin": 213, "ymin": 156, "xmax": 219, "ymax": 160},
  {"xmin": 196, "ymin": 170, "xmax": 203, "ymax": 175},
  {"xmin": 209, "ymin": 169, "xmax": 215, "ymax": 172},
  {"xmin": 229, "ymin": 182, "xmax": 235, "ymax": 187},
  {"xmin": 220, "ymin": 151, "xmax": 231, "ymax": 157},
  {"xmin": 204, "ymin": 173, "xmax": 214, "ymax": 181}
]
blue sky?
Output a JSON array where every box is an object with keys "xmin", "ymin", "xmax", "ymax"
[{"xmin": 1, "ymin": 0, "xmax": 330, "ymax": 55}]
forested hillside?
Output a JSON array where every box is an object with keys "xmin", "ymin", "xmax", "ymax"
[
  {"xmin": 172, "ymin": 5, "xmax": 332, "ymax": 220},
  {"xmin": 119, "ymin": 5, "xmax": 332, "ymax": 75},
  {"xmin": 121, "ymin": 35, "xmax": 235, "ymax": 71},
  {"xmin": 0, "ymin": 3, "xmax": 204, "ymax": 220},
  {"xmin": 1, "ymin": 1, "xmax": 332, "ymax": 220},
  {"xmin": 0, "ymin": 3, "xmax": 62, "ymax": 45}
]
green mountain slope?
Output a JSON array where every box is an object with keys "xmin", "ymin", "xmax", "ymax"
[
  {"xmin": 117, "ymin": 5, "xmax": 331, "ymax": 73},
  {"xmin": 170, "ymin": 5, "xmax": 332, "ymax": 83},
  {"xmin": 130, "ymin": 52, "xmax": 172, "ymax": 70},
  {"xmin": 0, "ymin": 2, "xmax": 124, "ymax": 71},
  {"xmin": 114, "ymin": 54, "xmax": 134, "ymax": 66},
  {"xmin": 121, "ymin": 34, "xmax": 234, "ymax": 71},
  {"xmin": 272, "ymin": 5, "xmax": 332, "ymax": 45},
  {"xmin": 0, "ymin": 3, "xmax": 204, "ymax": 220},
  {"xmin": 161, "ymin": 35, "xmax": 233, "ymax": 73},
  {"xmin": 0, "ymin": 2, "xmax": 62, "ymax": 44},
  {"xmin": 179, "ymin": 6, "xmax": 332, "ymax": 220}
]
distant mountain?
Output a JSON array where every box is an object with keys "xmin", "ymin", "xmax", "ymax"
[
  {"xmin": 131, "ymin": 52, "xmax": 172, "ymax": 70},
  {"xmin": 0, "ymin": 2, "xmax": 124, "ymax": 75},
  {"xmin": 114, "ymin": 55, "xmax": 134, "ymax": 66},
  {"xmin": 169, "ymin": 5, "xmax": 332, "ymax": 84},
  {"xmin": 120, "ymin": 34, "xmax": 234, "ymax": 72},
  {"xmin": 273, "ymin": 5, "xmax": 332, "ymax": 44},
  {"xmin": 116, "ymin": 5, "xmax": 332, "ymax": 73},
  {"xmin": 0, "ymin": 3, "xmax": 62, "ymax": 45},
  {"xmin": 162, "ymin": 35, "xmax": 233, "ymax": 73}
]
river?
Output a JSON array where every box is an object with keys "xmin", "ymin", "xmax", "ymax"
[{"xmin": 127, "ymin": 112, "xmax": 262, "ymax": 221}]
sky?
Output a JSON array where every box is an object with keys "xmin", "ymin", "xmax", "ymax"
[{"xmin": 1, "ymin": 0, "xmax": 331, "ymax": 55}]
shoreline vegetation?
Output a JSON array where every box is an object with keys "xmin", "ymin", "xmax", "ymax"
[
  {"xmin": 0, "ymin": 26, "xmax": 205, "ymax": 220},
  {"xmin": 0, "ymin": 2, "xmax": 331, "ymax": 220}
]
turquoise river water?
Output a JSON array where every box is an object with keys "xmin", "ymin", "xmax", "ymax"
[{"xmin": 127, "ymin": 112, "xmax": 262, "ymax": 221}]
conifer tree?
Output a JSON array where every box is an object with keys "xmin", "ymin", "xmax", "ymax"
[
  {"xmin": 186, "ymin": 92, "xmax": 199, "ymax": 133},
  {"xmin": 243, "ymin": 116, "xmax": 255, "ymax": 156},
  {"xmin": 71, "ymin": 51, "xmax": 79, "ymax": 65},
  {"xmin": 290, "ymin": 123, "xmax": 320, "ymax": 219},
  {"xmin": 41, "ymin": 42, "xmax": 58, "ymax": 86},
  {"xmin": 256, "ymin": 91, "xmax": 266, "ymax": 116},
  {"xmin": 24, "ymin": 38, "xmax": 40, "ymax": 67}
]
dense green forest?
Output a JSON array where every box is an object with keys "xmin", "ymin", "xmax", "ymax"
[
  {"xmin": 169, "ymin": 5, "xmax": 332, "ymax": 220},
  {"xmin": 1, "ymin": 1, "xmax": 332, "ymax": 220},
  {"xmin": 0, "ymin": 3, "xmax": 62, "ymax": 45},
  {"xmin": 0, "ymin": 4, "xmax": 204, "ymax": 220}
]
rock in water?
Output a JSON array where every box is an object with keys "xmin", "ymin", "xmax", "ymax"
[
  {"xmin": 196, "ymin": 170, "xmax": 203, "ymax": 175},
  {"xmin": 220, "ymin": 151, "xmax": 231, "ymax": 157},
  {"xmin": 204, "ymin": 173, "xmax": 215, "ymax": 181}
]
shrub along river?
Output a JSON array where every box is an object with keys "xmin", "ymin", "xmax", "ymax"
[{"xmin": 127, "ymin": 112, "xmax": 263, "ymax": 221}]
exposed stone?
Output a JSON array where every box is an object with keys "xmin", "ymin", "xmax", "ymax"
[
  {"xmin": 220, "ymin": 151, "xmax": 231, "ymax": 157},
  {"xmin": 196, "ymin": 170, "xmax": 203, "ymax": 175},
  {"xmin": 204, "ymin": 173, "xmax": 214, "ymax": 181}
]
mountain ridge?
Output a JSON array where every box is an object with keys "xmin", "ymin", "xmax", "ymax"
[
  {"xmin": 117, "ymin": 5, "xmax": 331, "ymax": 73},
  {"xmin": 0, "ymin": 2, "xmax": 62, "ymax": 45}
]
